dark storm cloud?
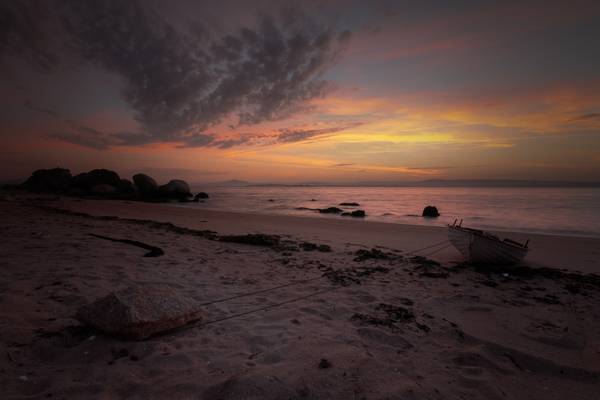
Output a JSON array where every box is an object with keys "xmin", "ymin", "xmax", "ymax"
[
  {"xmin": 0, "ymin": 1, "xmax": 59, "ymax": 71},
  {"xmin": 2, "ymin": 0, "xmax": 351, "ymax": 148}
]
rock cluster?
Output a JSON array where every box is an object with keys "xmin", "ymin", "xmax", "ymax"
[{"xmin": 20, "ymin": 167, "xmax": 207, "ymax": 202}]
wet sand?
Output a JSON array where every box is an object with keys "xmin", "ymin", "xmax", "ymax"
[{"xmin": 1, "ymin": 194, "xmax": 599, "ymax": 399}]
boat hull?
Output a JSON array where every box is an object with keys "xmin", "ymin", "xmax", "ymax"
[{"xmin": 448, "ymin": 226, "xmax": 528, "ymax": 265}]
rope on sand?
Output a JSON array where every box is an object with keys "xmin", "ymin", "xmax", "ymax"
[
  {"xmin": 198, "ymin": 285, "xmax": 344, "ymax": 327},
  {"xmin": 199, "ymin": 275, "xmax": 325, "ymax": 306},
  {"xmin": 404, "ymin": 239, "xmax": 451, "ymax": 256}
]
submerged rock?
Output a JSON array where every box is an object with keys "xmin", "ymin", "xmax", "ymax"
[
  {"xmin": 76, "ymin": 286, "xmax": 205, "ymax": 340},
  {"xmin": 342, "ymin": 210, "xmax": 366, "ymax": 218},
  {"xmin": 339, "ymin": 202, "xmax": 360, "ymax": 206},
  {"xmin": 22, "ymin": 168, "xmax": 72, "ymax": 193},
  {"xmin": 194, "ymin": 192, "xmax": 209, "ymax": 200},
  {"xmin": 422, "ymin": 205, "xmax": 440, "ymax": 217},
  {"xmin": 318, "ymin": 207, "xmax": 343, "ymax": 214}
]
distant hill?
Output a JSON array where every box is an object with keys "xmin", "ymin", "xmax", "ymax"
[
  {"xmin": 246, "ymin": 179, "xmax": 600, "ymax": 188},
  {"xmin": 210, "ymin": 179, "xmax": 251, "ymax": 187}
]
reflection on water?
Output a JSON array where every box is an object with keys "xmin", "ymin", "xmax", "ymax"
[{"xmin": 179, "ymin": 186, "xmax": 600, "ymax": 238}]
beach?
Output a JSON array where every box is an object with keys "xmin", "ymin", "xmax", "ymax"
[{"xmin": 1, "ymin": 193, "xmax": 600, "ymax": 399}]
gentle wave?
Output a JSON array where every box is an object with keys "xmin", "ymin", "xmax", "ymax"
[{"xmin": 178, "ymin": 186, "xmax": 600, "ymax": 238}]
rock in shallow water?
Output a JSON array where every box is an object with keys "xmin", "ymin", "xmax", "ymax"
[
  {"xmin": 422, "ymin": 205, "xmax": 440, "ymax": 217},
  {"xmin": 342, "ymin": 210, "xmax": 366, "ymax": 217},
  {"xmin": 76, "ymin": 286, "xmax": 205, "ymax": 340},
  {"xmin": 318, "ymin": 207, "xmax": 343, "ymax": 214}
]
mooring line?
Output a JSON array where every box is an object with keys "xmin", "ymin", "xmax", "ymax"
[
  {"xmin": 405, "ymin": 239, "xmax": 451, "ymax": 256},
  {"xmin": 199, "ymin": 275, "xmax": 325, "ymax": 307}
]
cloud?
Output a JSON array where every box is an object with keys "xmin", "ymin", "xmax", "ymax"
[
  {"xmin": 331, "ymin": 163, "xmax": 355, "ymax": 167},
  {"xmin": 0, "ymin": 1, "xmax": 59, "ymax": 70},
  {"xmin": 277, "ymin": 122, "xmax": 362, "ymax": 143},
  {"xmin": 4, "ymin": 0, "xmax": 351, "ymax": 148},
  {"xmin": 568, "ymin": 112, "xmax": 600, "ymax": 122}
]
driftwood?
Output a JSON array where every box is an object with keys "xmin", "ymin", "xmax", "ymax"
[{"xmin": 89, "ymin": 233, "xmax": 164, "ymax": 257}]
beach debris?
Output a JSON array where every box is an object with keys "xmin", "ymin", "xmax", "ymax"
[
  {"xmin": 422, "ymin": 205, "xmax": 440, "ymax": 217},
  {"xmin": 219, "ymin": 233, "xmax": 280, "ymax": 247},
  {"xmin": 322, "ymin": 265, "xmax": 391, "ymax": 286},
  {"xmin": 89, "ymin": 233, "xmax": 164, "ymax": 257},
  {"xmin": 76, "ymin": 286, "xmax": 205, "ymax": 340},
  {"xmin": 318, "ymin": 207, "xmax": 343, "ymax": 214},
  {"xmin": 339, "ymin": 202, "xmax": 360, "ymax": 206},
  {"xmin": 300, "ymin": 242, "xmax": 332, "ymax": 252},
  {"xmin": 353, "ymin": 248, "xmax": 392, "ymax": 262},
  {"xmin": 399, "ymin": 297, "xmax": 414, "ymax": 306},
  {"xmin": 534, "ymin": 294, "xmax": 562, "ymax": 305},
  {"xmin": 318, "ymin": 358, "xmax": 332, "ymax": 369},
  {"xmin": 342, "ymin": 210, "xmax": 366, "ymax": 218},
  {"xmin": 351, "ymin": 303, "xmax": 429, "ymax": 332}
]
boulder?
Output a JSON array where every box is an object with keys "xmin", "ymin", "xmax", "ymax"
[
  {"xmin": 90, "ymin": 184, "xmax": 117, "ymax": 195},
  {"xmin": 342, "ymin": 210, "xmax": 366, "ymax": 218},
  {"xmin": 22, "ymin": 168, "xmax": 72, "ymax": 193},
  {"xmin": 133, "ymin": 173, "xmax": 158, "ymax": 196},
  {"xmin": 422, "ymin": 206, "xmax": 440, "ymax": 217},
  {"xmin": 339, "ymin": 202, "xmax": 360, "ymax": 207},
  {"xmin": 158, "ymin": 179, "xmax": 192, "ymax": 199},
  {"xmin": 194, "ymin": 192, "xmax": 209, "ymax": 200},
  {"xmin": 75, "ymin": 286, "xmax": 205, "ymax": 340},
  {"xmin": 318, "ymin": 207, "xmax": 343, "ymax": 214},
  {"xmin": 118, "ymin": 179, "xmax": 136, "ymax": 194},
  {"xmin": 71, "ymin": 169, "xmax": 121, "ymax": 192}
]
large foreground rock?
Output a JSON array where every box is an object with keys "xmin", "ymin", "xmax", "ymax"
[
  {"xmin": 22, "ymin": 168, "xmax": 72, "ymax": 193},
  {"xmin": 76, "ymin": 286, "xmax": 205, "ymax": 340},
  {"xmin": 158, "ymin": 179, "xmax": 192, "ymax": 199},
  {"xmin": 133, "ymin": 173, "xmax": 158, "ymax": 196}
]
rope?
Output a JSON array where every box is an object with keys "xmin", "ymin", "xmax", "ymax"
[
  {"xmin": 175, "ymin": 284, "xmax": 343, "ymax": 334},
  {"xmin": 420, "ymin": 242, "xmax": 453, "ymax": 258},
  {"xmin": 199, "ymin": 275, "xmax": 325, "ymax": 306},
  {"xmin": 404, "ymin": 239, "xmax": 450, "ymax": 256}
]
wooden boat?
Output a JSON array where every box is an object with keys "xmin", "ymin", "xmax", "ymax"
[{"xmin": 448, "ymin": 219, "xmax": 529, "ymax": 265}]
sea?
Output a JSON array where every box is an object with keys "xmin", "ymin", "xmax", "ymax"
[{"xmin": 181, "ymin": 186, "xmax": 600, "ymax": 238}]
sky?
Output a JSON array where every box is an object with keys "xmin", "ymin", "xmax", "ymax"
[{"xmin": 1, "ymin": 0, "xmax": 600, "ymax": 184}]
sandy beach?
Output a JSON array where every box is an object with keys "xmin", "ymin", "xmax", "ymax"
[{"xmin": 1, "ymin": 193, "xmax": 600, "ymax": 399}]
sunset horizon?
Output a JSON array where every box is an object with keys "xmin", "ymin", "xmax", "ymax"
[
  {"xmin": 2, "ymin": 1, "xmax": 600, "ymax": 183},
  {"xmin": 2, "ymin": 2, "xmax": 600, "ymax": 399}
]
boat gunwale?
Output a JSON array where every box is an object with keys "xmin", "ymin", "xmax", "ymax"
[{"xmin": 447, "ymin": 225, "xmax": 529, "ymax": 252}]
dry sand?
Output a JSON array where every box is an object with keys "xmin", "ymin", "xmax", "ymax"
[{"xmin": 1, "ymin": 194, "xmax": 599, "ymax": 399}]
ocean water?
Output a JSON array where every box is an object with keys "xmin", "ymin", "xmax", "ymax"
[{"xmin": 181, "ymin": 186, "xmax": 600, "ymax": 238}]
